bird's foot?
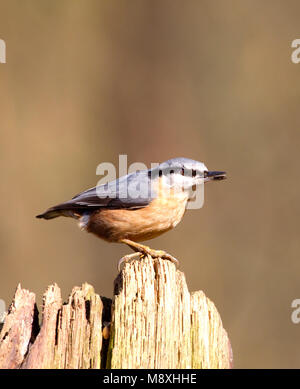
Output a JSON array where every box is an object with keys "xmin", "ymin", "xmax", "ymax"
[
  {"xmin": 120, "ymin": 239, "xmax": 180, "ymax": 269},
  {"xmin": 138, "ymin": 247, "xmax": 179, "ymax": 268},
  {"xmin": 118, "ymin": 252, "xmax": 143, "ymax": 272}
]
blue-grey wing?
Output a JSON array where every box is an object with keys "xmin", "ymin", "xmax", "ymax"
[
  {"xmin": 36, "ymin": 170, "xmax": 155, "ymax": 219},
  {"xmin": 72, "ymin": 170, "xmax": 153, "ymax": 208}
]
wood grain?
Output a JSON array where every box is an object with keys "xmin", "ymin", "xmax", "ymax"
[
  {"xmin": 108, "ymin": 255, "xmax": 232, "ymax": 368},
  {"xmin": 0, "ymin": 256, "xmax": 232, "ymax": 369}
]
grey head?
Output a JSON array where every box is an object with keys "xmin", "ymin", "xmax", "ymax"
[{"xmin": 150, "ymin": 157, "xmax": 226, "ymax": 192}]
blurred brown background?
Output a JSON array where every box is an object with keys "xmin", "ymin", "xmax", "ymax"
[{"xmin": 0, "ymin": 0, "xmax": 299, "ymax": 368}]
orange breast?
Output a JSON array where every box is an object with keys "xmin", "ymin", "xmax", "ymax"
[{"xmin": 86, "ymin": 179, "xmax": 188, "ymax": 242}]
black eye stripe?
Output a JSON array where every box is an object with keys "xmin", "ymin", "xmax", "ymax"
[
  {"xmin": 180, "ymin": 168, "xmax": 199, "ymax": 176},
  {"xmin": 152, "ymin": 167, "xmax": 204, "ymax": 177}
]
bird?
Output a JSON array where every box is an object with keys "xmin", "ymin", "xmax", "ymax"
[{"xmin": 36, "ymin": 157, "xmax": 226, "ymax": 269}]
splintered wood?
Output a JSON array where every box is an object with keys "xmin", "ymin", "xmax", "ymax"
[
  {"xmin": 108, "ymin": 256, "xmax": 233, "ymax": 369},
  {"xmin": 0, "ymin": 256, "xmax": 232, "ymax": 369},
  {"xmin": 0, "ymin": 283, "xmax": 103, "ymax": 369},
  {"xmin": 0, "ymin": 285, "xmax": 36, "ymax": 369}
]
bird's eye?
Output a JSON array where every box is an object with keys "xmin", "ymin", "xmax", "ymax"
[
  {"xmin": 192, "ymin": 169, "xmax": 197, "ymax": 177},
  {"xmin": 204, "ymin": 171, "xmax": 208, "ymax": 178},
  {"xmin": 170, "ymin": 169, "xmax": 174, "ymax": 175},
  {"xmin": 159, "ymin": 170, "xmax": 162, "ymax": 177},
  {"xmin": 181, "ymin": 168, "xmax": 185, "ymax": 176}
]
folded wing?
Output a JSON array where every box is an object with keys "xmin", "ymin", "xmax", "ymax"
[{"xmin": 36, "ymin": 170, "xmax": 153, "ymax": 219}]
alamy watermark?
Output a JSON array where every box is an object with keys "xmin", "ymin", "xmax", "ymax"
[
  {"xmin": 0, "ymin": 299, "xmax": 6, "ymax": 323},
  {"xmin": 95, "ymin": 155, "xmax": 205, "ymax": 210},
  {"xmin": 291, "ymin": 39, "xmax": 300, "ymax": 64},
  {"xmin": 0, "ymin": 39, "xmax": 6, "ymax": 64},
  {"xmin": 291, "ymin": 299, "xmax": 300, "ymax": 324}
]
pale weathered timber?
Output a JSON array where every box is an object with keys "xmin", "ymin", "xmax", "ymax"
[
  {"xmin": 0, "ymin": 284, "xmax": 36, "ymax": 369},
  {"xmin": 0, "ymin": 283, "xmax": 104, "ymax": 369},
  {"xmin": 107, "ymin": 255, "xmax": 232, "ymax": 368},
  {"xmin": 190, "ymin": 291, "xmax": 233, "ymax": 368},
  {"xmin": 21, "ymin": 284, "xmax": 62, "ymax": 368},
  {"xmin": 0, "ymin": 255, "xmax": 233, "ymax": 369},
  {"xmin": 22, "ymin": 283, "xmax": 103, "ymax": 369},
  {"xmin": 53, "ymin": 283, "xmax": 103, "ymax": 369}
]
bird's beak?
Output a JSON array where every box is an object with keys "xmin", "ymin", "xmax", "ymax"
[{"xmin": 205, "ymin": 171, "xmax": 226, "ymax": 182}]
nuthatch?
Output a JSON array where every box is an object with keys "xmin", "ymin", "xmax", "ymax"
[{"xmin": 37, "ymin": 158, "xmax": 226, "ymax": 269}]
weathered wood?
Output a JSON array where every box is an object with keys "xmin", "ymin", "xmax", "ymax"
[
  {"xmin": 191, "ymin": 291, "xmax": 233, "ymax": 368},
  {"xmin": 0, "ymin": 283, "xmax": 104, "ymax": 369},
  {"xmin": 107, "ymin": 256, "xmax": 232, "ymax": 368},
  {"xmin": 22, "ymin": 284, "xmax": 62, "ymax": 369},
  {"xmin": 53, "ymin": 283, "xmax": 103, "ymax": 369},
  {"xmin": 22, "ymin": 283, "xmax": 103, "ymax": 369},
  {"xmin": 0, "ymin": 256, "xmax": 233, "ymax": 369},
  {"xmin": 0, "ymin": 284, "xmax": 36, "ymax": 369}
]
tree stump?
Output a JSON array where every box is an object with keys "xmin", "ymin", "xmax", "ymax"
[{"xmin": 0, "ymin": 255, "xmax": 233, "ymax": 369}]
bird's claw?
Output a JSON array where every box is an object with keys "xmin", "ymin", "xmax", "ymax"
[
  {"xmin": 118, "ymin": 252, "xmax": 143, "ymax": 272},
  {"xmin": 146, "ymin": 249, "xmax": 179, "ymax": 268},
  {"xmin": 117, "ymin": 250, "xmax": 179, "ymax": 272}
]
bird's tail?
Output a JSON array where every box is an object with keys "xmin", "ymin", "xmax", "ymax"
[
  {"xmin": 36, "ymin": 208, "xmax": 63, "ymax": 220},
  {"xmin": 36, "ymin": 203, "xmax": 81, "ymax": 220}
]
